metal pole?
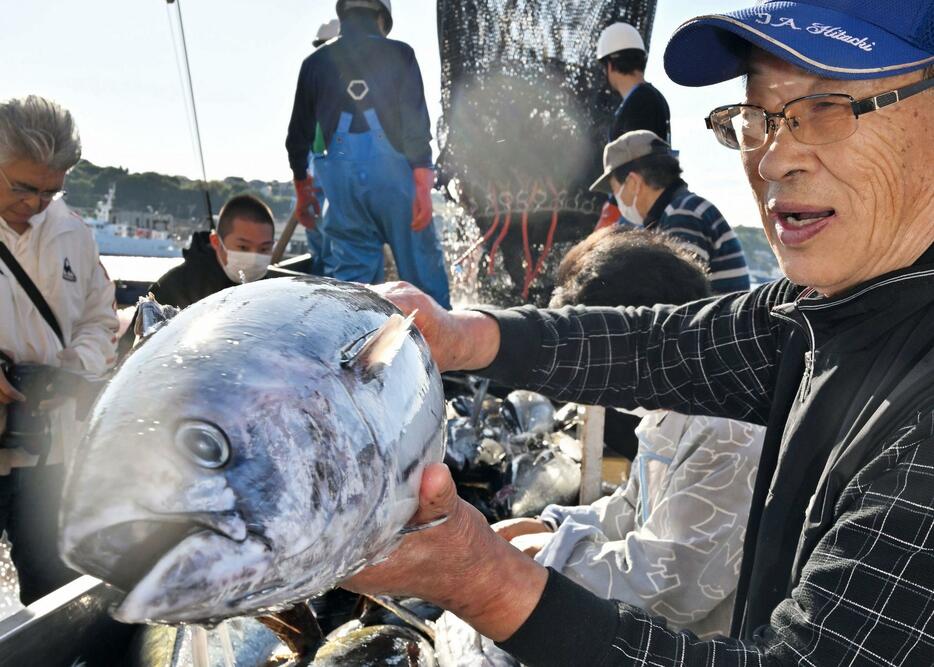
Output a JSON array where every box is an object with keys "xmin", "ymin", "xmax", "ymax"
[{"xmin": 578, "ymin": 405, "xmax": 605, "ymax": 504}]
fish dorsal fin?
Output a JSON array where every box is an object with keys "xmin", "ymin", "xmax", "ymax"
[
  {"xmin": 340, "ymin": 311, "xmax": 416, "ymax": 372},
  {"xmin": 134, "ymin": 293, "xmax": 180, "ymax": 340}
]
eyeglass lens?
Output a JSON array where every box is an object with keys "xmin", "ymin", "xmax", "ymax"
[
  {"xmin": 14, "ymin": 188, "xmax": 66, "ymax": 202},
  {"xmin": 0, "ymin": 169, "xmax": 65, "ymax": 202},
  {"xmin": 711, "ymin": 95, "xmax": 858, "ymax": 151}
]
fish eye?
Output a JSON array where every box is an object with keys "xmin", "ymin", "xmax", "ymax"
[{"xmin": 175, "ymin": 422, "xmax": 230, "ymax": 469}]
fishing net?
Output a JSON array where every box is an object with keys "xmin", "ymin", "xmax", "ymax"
[{"xmin": 436, "ymin": 0, "xmax": 658, "ymax": 305}]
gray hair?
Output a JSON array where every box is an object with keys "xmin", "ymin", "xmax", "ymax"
[{"xmin": 0, "ymin": 95, "xmax": 82, "ymax": 171}]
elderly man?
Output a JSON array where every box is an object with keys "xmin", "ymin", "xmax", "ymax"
[
  {"xmin": 345, "ymin": 1, "xmax": 934, "ymax": 664},
  {"xmin": 0, "ymin": 95, "xmax": 117, "ymax": 604}
]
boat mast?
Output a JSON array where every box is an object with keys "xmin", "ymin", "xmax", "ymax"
[{"xmin": 165, "ymin": 0, "xmax": 214, "ymax": 230}]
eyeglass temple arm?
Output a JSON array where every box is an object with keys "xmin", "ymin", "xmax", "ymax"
[{"xmin": 853, "ymin": 76, "xmax": 934, "ymax": 116}]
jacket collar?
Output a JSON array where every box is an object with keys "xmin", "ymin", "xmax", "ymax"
[
  {"xmin": 771, "ymin": 242, "xmax": 934, "ymax": 347},
  {"xmin": 643, "ymin": 179, "xmax": 688, "ymax": 229}
]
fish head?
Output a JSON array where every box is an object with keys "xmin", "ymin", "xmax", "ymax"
[{"xmin": 60, "ymin": 281, "xmax": 390, "ymax": 623}]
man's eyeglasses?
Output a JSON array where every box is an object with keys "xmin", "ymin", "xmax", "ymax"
[
  {"xmin": 0, "ymin": 167, "xmax": 67, "ymax": 203},
  {"xmin": 705, "ymin": 76, "xmax": 933, "ymax": 152}
]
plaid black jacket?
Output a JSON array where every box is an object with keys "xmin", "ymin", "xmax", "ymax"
[{"xmin": 488, "ymin": 248, "xmax": 934, "ymax": 666}]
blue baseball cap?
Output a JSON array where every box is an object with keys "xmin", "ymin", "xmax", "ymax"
[{"xmin": 664, "ymin": 0, "xmax": 934, "ymax": 86}]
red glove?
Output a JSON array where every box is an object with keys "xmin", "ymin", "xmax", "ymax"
[
  {"xmin": 411, "ymin": 167, "xmax": 435, "ymax": 232},
  {"xmin": 294, "ymin": 177, "xmax": 322, "ymax": 230},
  {"xmin": 595, "ymin": 201, "xmax": 622, "ymax": 231}
]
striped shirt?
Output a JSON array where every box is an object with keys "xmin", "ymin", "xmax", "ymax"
[{"xmin": 643, "ymin": 181, "xmax": 750, "ymax": 294}]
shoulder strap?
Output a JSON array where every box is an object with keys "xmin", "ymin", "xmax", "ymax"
[{"xmin": 0, "ymin": 240, "xmax": 65, "ymax": 348}]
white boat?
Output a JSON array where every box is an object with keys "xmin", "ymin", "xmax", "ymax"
[{"xmin": 85, "ymin": 185, "xmax": 183, "ymax": 258}]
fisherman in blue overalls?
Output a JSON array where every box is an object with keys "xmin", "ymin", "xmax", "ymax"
[{"xmin": 286, "ymin": 0, "xmax": 451, "ymax": 308}]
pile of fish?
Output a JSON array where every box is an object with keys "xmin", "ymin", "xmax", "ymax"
[{"xmin": 444, "ymin": 377, "xmax": 585, "ymax": 522}]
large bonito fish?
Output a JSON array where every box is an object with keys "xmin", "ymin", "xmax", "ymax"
[{"xmin": 59, "ymin": 277, "xmax": 445, "ymax": 624}]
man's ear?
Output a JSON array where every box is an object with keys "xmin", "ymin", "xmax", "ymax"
[{"xmin": 209, "ymin": 230, "xmax": 226, "ymax": 263}]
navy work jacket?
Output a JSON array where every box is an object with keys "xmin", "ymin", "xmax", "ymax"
[{"xmin": 286, "ymin": 21, "xmax": 433, "ymax": 181}]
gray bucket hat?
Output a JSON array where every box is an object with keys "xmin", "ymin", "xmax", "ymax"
[{"xmin": 590, "ymin": 130, "xmax": 675, "ymax": 194}]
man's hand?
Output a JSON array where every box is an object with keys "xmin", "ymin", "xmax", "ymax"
[
  {"xmin": 58, "ymin": 347, "xmax": 82, "ymax": 370},
  {"xmin": 492, "ymin": 517, "xmax": 552, "ymax": 542},
  {"xmin": 342, "ymin": 464, "xmax": 548, "ymax": 643},
  {"xmin": 0, "ymin": 368, "xmax": 24, "ymax": 405},
  {"xmin": 370, "ymin": 282, "xmax": 501, "ymax": 372},
  {"xmin": 293, "ymin": 177, "xmax": 322, "ymax": 230}
]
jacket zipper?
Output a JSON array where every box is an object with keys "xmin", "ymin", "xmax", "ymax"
[{"xmin": 770, "ymin": 310, "xmax": 817, "ymax": 402}]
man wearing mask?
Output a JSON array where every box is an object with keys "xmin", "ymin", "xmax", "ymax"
[
  {"xmin": 0, "ymin": 95, "xmax": 117, "ymax": 605},
  {"xmin": 592, "ymin": 130, "xmax": 750, "ymax": 294},
  {"xmin": 147, "ymin": 194, "xmax": 275, "ymax": 309},
  {"xmin": 595, "ymin": 22, "xmax": 672, "ymax": 229},
  {"xmin": 286, "ymin": 0, "xmax": 451, "ymax": 309}
]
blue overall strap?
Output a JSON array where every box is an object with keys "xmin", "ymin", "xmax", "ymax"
[
  {"xmin": 362, "ymin": 108, "xmax": 384, "ymax": 133},
  {"xmin": 336, "ymin": 111, "xmax": 353, "ymax": 133}
]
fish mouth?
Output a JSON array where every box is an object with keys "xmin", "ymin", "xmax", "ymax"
[
  {"xmin": 63, "ymin": 509, "xmax": 249, "ymax": 593},
  {"xmin": 68, "ymin": 519, "xmax": 204, "ymax": 592},
  {"xmin": 113, "ymin": 530, "xmax": 276, "ymax": 624}
]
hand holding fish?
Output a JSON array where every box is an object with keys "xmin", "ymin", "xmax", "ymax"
[
  {"xmin": 371, "ymin": 281, "xmax": 501, "ymax": 372},
  {"xmin": 342, "ymin": 463, "xmax": 549, "ymax": 643}
]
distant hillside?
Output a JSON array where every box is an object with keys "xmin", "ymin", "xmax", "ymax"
[
  {"xmin": 65, "ymin": 161, "xmax": 784, "ymax": 280},
  {"xmin": 733, "ymin": 225, "xmax": 782, "ymax": 280},
  {"xmin": 66, "ymin": 160, "xmax": 294, "ymax": 222}
]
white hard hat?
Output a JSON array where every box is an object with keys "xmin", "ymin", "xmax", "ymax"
[
  {"xmin": 336, "ymin": 0, "xmax": 392, "ymax": 33},
  {"xmin": 313, "ymin": 19, "xmax": 340, "ymax": 47},
  {"xmin": 596, "ymin": 22, "xmax": 645, "ymax": 61}
]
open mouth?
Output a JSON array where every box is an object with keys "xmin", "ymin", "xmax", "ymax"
[
  {"xmin": 770, "ymin": 205, "xmax": 836, "ymax": 246},
  {"xmin": 112, "ymin": 530, "xmax": 276, "ymax": 624},
  {"xmin": 70, "ymin": 520, "xmax": 203, "ymax": 592},
  {"xmin": 776, "ymin": 209, "xmax": 835, "ymax": 228}
]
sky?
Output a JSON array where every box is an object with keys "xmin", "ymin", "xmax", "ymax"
[{"xmin": 1, "ymin": 0, "xmax": 761, "ymax": 228}]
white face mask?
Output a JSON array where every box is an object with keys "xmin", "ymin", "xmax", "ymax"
[
  {"xmin": 219, "ymin": 238, "xmax": 271, "ymax": 284},
  {"xmin": 614, "ymin": 177, "xmax": 644, "ymax": 226}
]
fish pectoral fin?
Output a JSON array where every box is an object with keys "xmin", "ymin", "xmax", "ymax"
[
  {"xmin": 340, "ymin": 311, "xmax": 416, "ymax": 373},
  {"xmin": 134, "ymin": 294, "xmax": 181, "ymax": 340}
]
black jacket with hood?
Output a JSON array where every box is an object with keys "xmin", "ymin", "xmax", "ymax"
[{"xmin": 148, "ymin": 231, "xmax": 236, "ymax": 310}]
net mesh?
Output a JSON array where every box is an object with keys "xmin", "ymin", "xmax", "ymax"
[{"xmin": 437, "ymin": 0, "xmax": 658, "ymax": 304}]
